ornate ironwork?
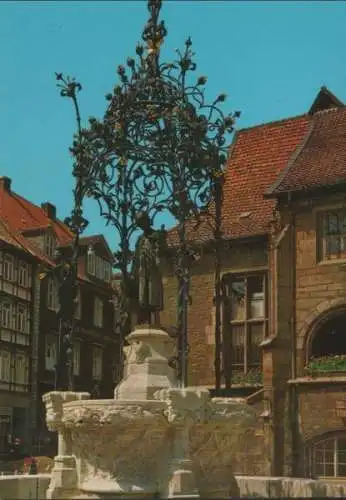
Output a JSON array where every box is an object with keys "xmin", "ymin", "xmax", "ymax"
[
  {"xmin": 39, "ymin": 75, "xmax": 88, "ymax": 391},
  {"xmin": 56, "ymin": 0, "xmax": 239, "ymax": 389}
]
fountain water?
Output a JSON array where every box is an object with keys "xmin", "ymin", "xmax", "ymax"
[{"xmin": 43, "ymin": 327, "xmax": 256, "ymax": 499}]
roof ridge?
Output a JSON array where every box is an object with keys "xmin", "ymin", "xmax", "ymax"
[
  {"xmin": 265, "ymin": 117, "xmax": 314, "ymax": 197},
  {"xmin": 236, "ymin": 113, "xmax": 308, "ymax": 134},
  {"xmin": 12, "ymin": 192, "xmax": 45, "ymax": 228},
  {"xmin": 13, "ymin": 191, "xmax": 72, "ymax": 238}
]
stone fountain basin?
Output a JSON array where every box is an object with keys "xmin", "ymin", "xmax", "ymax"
[
  {"xmin": 59, "ymin": 395, "xmax": 256, "ymax": 496},
  {"xmin": 62, "ymin": 399, "xmax": 169, "ymax": 495}
]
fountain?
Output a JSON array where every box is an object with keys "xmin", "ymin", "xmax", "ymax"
[
  {"xmin": 42, "ymin": 2, "xmax": 256, "ymax": 497},
  {"xmin": 43, "ymin": 326, "xmax": 256, "ymax": 499}
]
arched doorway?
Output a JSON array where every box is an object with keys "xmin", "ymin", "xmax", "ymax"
[{"xmin": 307, "ymin": 309, "xmax": 346, "ymax": 371}]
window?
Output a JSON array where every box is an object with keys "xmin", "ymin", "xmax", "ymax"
[
  {"xmin": 94, "ymin": 297, "xmax": 103, "ymax": 328},
  {"xmin": 0, "ymin": 350, "xmax": 11, "ymax": 382},
  {"xmin": 3, "ymin": 254, "xmax": 15, "ymax": 282},
  {"xmin": 309, "ymin": 435, "xmax": 346, "ymax": 478},
  {"xmin": 87, "ymin": 248, "xmax": 111, "ymax": 282},
  {"xmin": 73, "ymin": 341, "xmax": 80, "ymax": 376},
  {"xmin": 18, "ymin": 261, "xmax": 29, "ymax": 287},
  {"xmin": 104, "ymin": 261, "xmax": 111, "ymax": 282},
  {"xmin": 14, "ymin": 353, "xmax": 29, "ymax": 387},
  {"xmin": 44, "ymin": 233, "xmax": 56, "ymax": 258},
  {"xmin": 96, "ymin": 256, "xmax": 102, "ymax": 279},
  {"xmin": 92, "ymin": 346, "xmax": 103, "ymax": 380},
  {"xmin": 310, "ymin": 310, "xmax": 346, "ymax": 360},
  {"xmin": 45, "ymin": 335, "xmax": 57, "ymax": 371},
  {"xmin": 17, "ymin": 303, "xmax": 29, "ymax": 333},
  {"xmin": 319, "ymin": 210, "xmax": 346, "ymax": 261},
  {"xmin": 1, "ymin": 302, "xmax": 14, "ymax": 329},
  {"xmin": 47, "ymin": 278, "xmax": 59, "ymax": 310},
  {"xmin": 223, "ymin": 274, "xmax": 267, "ymax": 376},
  {"xmin": 87, "ymin": 249, "xmax": 96, "ymax": 276},
  {"xmin": 74, "ymin": 288, "xmax": 81, "ymax": 319}
]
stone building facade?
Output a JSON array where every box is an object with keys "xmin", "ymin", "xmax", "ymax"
[{"xmin": 161, "ymin": 86, "xmax": 346, "ymax": 479}]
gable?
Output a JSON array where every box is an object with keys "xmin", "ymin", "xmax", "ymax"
[{"xmin": 309, "ymin": 86, "xmax": 344, "ymax": 115}]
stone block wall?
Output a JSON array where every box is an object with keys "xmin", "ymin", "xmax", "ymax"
[
  {"xmin": 161, "ymin": 241, "xmax": 268, "ymax": 387},
  {"xmin": 294, "ymin": 199, "xmax": 346, "ymax": 375},
  {"xmin": 297, "ymin": 382, "xmax": 346, "ymax": 441}
]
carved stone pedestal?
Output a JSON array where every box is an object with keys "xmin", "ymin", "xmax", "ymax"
[
  {"xmin": 114, "ymin": 327, "xmax": 176, "ymax": 401},
  {"xmin": 42, "ymin": 328, "xmax": 256, "ymax": 499}
]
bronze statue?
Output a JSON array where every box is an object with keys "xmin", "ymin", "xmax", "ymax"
[{"xmin": 131, "ymin": 211, "xmax": 166, "ymax": 326}]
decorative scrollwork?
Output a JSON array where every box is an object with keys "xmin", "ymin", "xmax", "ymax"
[{"xmin": 56, "ymin": 0, "xmax": 240, "ymax": 388}]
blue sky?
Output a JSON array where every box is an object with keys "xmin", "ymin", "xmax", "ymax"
[{"xmin": 1, "ymin": 1, "xmax": 346, "ymax": 250}]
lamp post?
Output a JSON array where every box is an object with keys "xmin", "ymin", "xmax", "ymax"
[{"xmin": 56, "ymin": 0, "xmax": 239, "ymax": 389}]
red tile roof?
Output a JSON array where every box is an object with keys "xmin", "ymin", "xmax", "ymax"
[
  {"xmin": 221, "ymin": 114, "xmax": 310, "ymax": 239},
  {"xmin": 0, "ymin": 185, "xmax": 114, "ymax": 288},
  {"xmin": 0, "ymin": 218, "xmax": 54, "ymax": 265},
  {"xmin": 167, "ymin": 114, "xmax": 310, "ymax": 245},
  {"xmin": 167, "ymin": 88, "xmax": 345, "ymax": 245},
  {"xmin": 267, "ymin": 107, "xmax": 346, "ymax": 195},
  {"xmin": 0, "ymin": 190, "xmax": 72, "ymax": 245}
]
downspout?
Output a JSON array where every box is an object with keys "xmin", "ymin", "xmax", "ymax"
[
  {"xmin": 260, "ymin": 216, "xmax": 291, "ymax": 476},
  {"xmin": 288, "ymin": 194, "xmax": 300, "ymax": 477},
  {"xmin": 289, "ymin": 192, "xmax": 297, "ymax": 382}
]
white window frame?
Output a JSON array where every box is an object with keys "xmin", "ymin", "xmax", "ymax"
[
  {"xmin": 17, "ymin": 303, "xmax": 29, "ymax": 333},
  {"xmin": 0, "ymin": 350, "xmax": 11, "ymax": 382},
  {"xmin": 44, "ymin": 233, "xmax": 56, "ymax": 258},
  {"xmin": 73, "ymin": 341, "xmax": 80, "ymax": 376},
  {"xmin": 311, "ymin": 435, "xmax": 346, "ymax": 478},
  {"xmin": 95, "ymin": 255, "xmax": 102, "ymax": 279},
  {"xmin": 87, "ymin": 249, "xmax": 96, "ymax": 276},
  {"xmin": 3, "ymin": 254, "xmax": 15, "ymax": 282},
  {"xmin": 92, "ymin": 346, "xmax": 103, "ymax": 380},
  {"xmin": 47, "ymin": 278, "xmax": 59, "ymax": 311},
  {"xmin": 1, "ymin": 302, "xmax": 13, "ymax": 329},
  {"xmin": 45, "ymin": 335, "xmax": 57, "ymax": 371},
  {"xmin": 18, "ymin": 261, "xmax": 29, "ymax": 287},
  {"xmin": 93, "ymin": 297, "xmax": 103, "ymax": 328},
  {"xmin": 14, "ymin": 353, "xmax": 29, "ymax": 387},
  {"xmin": 319, "ymin": 210, "xmax": 346, "ymax": 262},
  {"xmin": 104, "ymin": 260, "xmax": 111, "ymax": 282},
  {"xmin": 223, "ymin": 273, "xmax": 267, "ymax": 375}
]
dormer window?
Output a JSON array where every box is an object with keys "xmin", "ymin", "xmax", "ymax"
[{"xmin": 44, "ymin": 232, "xmax": 56, "ymax": 258}]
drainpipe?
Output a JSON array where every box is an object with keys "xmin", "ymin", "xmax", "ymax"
[{"xmin": 288, "ymin": 196, "xmax": 300, "ymax": 477}]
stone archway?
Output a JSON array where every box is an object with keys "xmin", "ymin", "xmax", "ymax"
[{"xmin": 297, "ymin": 298, "xmax": 346, "ymax": 366}]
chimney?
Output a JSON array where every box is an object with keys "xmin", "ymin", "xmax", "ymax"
[
  {"xmin": 41, "ymin": 202, "xmax": 56, "ymax": 220},
  {"xmin": 0, "ymin": 176, "xmax": 12, "ymax": 192}
]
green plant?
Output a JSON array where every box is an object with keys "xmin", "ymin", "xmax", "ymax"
[
  {"xmin": 305, "ymin": 354, "xmax": 346, "ymax": 375},
  {"xmin": 231, "ymin": 369, "xmax": 263, "ymax": 385}
]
